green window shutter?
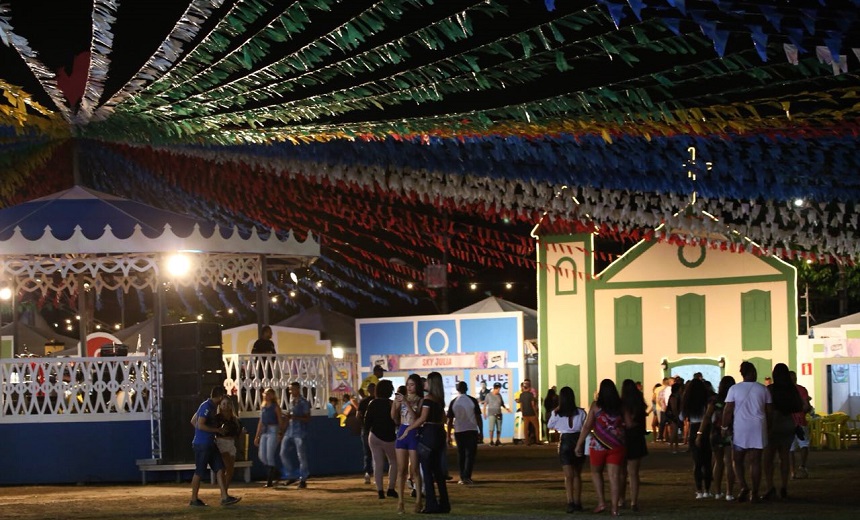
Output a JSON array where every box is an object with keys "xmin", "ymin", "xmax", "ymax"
[
  {"xmin": 745, "ymin": 357, "xmax": 772, "ymax": 383},
  {"xmin": 556, "ymin": 364, "xmax": 581, "ymax": 400},
  {"xmin": 555, "ymin": 257, "xmax": 578, "ymax": 295},
  {"xmin": 614, "ymin": 296, "xmax": 642, "ymax": 355},
  {"xmin": 677, "ymin": 293, "xmax": 706, "ymax": 354},
  {"xmin": 741, "ymin": 290, "xmax": 772, "ymax": 351},
  {"xmin": 615, "ymin": 360, "xmax": 644, "ymax": 387}
]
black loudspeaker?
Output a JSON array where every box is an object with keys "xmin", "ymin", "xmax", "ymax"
[
  {"xmin": 161, "ymin": 396, "xmax": 204, "ymax": 462},
  {"xmin": 161, "ymin": 322, "xmax": 226, "ymax": 399},
  {"xmin": 160, "ymin": 322, "xmax": 226, "ymax": 462}
]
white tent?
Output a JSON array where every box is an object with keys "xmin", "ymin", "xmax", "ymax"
[
  {"xmin": 453, "ymin": 296, "xmax": 537, "ymax": 340},
  {"xmin": 813, "ymin": 312, "xmax": 860, "ymax": 329}
]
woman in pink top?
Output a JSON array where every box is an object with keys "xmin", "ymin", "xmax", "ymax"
[{"xmin": 575, "ymin": 379, "xmax": 626, "ymax": 516}]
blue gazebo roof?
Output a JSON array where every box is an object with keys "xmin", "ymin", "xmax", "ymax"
[{"xmin": 0, "ymin": 186, "xmax": 212, "ymax": 241}]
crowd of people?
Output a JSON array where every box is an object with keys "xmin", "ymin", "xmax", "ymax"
[{"xmin": 184, "ymin": 360, "xmax": 813, "ymax": 514}]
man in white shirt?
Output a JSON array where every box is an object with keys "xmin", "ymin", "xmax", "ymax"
[
  {"xmin": 447, "ymin": 381, "xmax": 482, "ymax": 485},
  {"xmin": 723, "ymin": 362, "xmax": 772, "ymax": 503}
]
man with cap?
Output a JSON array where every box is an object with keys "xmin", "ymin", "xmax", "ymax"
[
  {"xmin": 482, "ymin": 382, "xmax": 511, "ymax": 446},
  {"xmin": 361, "ymin": 364, "xmax": 385, "ymax": 395}
]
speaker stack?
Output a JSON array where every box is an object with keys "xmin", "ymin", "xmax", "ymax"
[{"xmin": 160, "ymin": 322, "xmax": 225, "ymax": 462}]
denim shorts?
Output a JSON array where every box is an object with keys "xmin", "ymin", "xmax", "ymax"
[{"xmin": 395, "ymin": 424, "xmax": 419, "ymax": 451}]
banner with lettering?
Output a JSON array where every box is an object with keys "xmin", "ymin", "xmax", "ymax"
[{"xmin": 386, "ymin": 351, "xmax": 507, "ymax": 371}]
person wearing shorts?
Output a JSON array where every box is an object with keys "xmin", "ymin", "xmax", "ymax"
[
  {"xmin": 547, "ymin": 386, "xmax": 587, "ymax": 513},
  {"xmin": 189, "ymin": 386, "xmax": 241, "ymax": 507},
  {"xmin": 575, "ymin": 379, "xmax": 626, "ymax": 516},
  {"xmin": 392, "ymin": 373, "xmax": 423, "ymax": 514},
  {"xmin": 789, "ymin": 371, "xmax": 812, "ymax": 479}
]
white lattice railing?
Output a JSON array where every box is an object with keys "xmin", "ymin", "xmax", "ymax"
[
  {"xmin": 0, "ymin": 356, "xmax": 153, "ymax": 423},
  {"xmin": 0, "ymin": 353, "xmax": 333, "ymax": 424},
  {"xmin": 223, "ymin": 354, "xmax": 331, "ymax": 417}
]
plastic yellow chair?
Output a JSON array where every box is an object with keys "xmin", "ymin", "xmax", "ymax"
[
  {"xmin": 820, "ymin": 414, "xmax": 849, "ymax": 450},
  {"xmin": 807, "ymin": 416, "xmax": 823, "ymax": 450},
  {"xmin": 842, "ymin": 414, "xmax": 860, "ymax": 448}
]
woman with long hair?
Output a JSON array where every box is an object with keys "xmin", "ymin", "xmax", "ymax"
[
  {"xmin": 575, "ymin": 379, "xmax": 625, "ymax": 516},
  {"xmin": 682, "ymin": 378, "xmax": 713, "ymax": 498},
  {"xmin": 762, "ymin": 363, "xmax": 803, "ymax": 500},
  {"xmin": 392, "ymin": 374, "xmax": 424, "ymax": 514},
  {"xmin": 254, "ymin": 388, "xmax": 284, "ymax": 488},
  {"xmin": 666, "ymin": 382, "xmax": 682, "ymax": 453},
  {"xmin": 215, "ymin": 399, "xmax": 244, "ymax": 493},
  {"xmin": 364, "ymin": 379, "xmax": 398, "ymax": 500},
  {"xmin": 400, "ymin": 371, "xmax": 450, "ymax": 514},
  {"xmin": 543, "ymin": 387, "xmax": 559, "ymax": 443},
  {"xmin": 547, "ymin": 386, "xmax": 587, "ymax": 513},
  {"xmin": 698, "ymin": 375, "xmax": 735, "ymax": 500},
  {"xmin": 619, "ymin": 379, "xmax": 648, "ymax": 512}
]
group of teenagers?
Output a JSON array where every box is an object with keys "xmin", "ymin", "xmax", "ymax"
[
  {"xmin": 545, "ymin": 360, "xmax": 812, "ymax": 516},
  {"xmin": 188, "ymin": 359, "xmax": 810, "ymax": 516}
]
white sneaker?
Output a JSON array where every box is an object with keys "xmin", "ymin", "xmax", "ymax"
[
  {"xmin": 714, "ymin": 493, "xmax": 724, "ymax": 500},
  {"xmin": 364, "ymin": 473, "xmax": 371, "ymax": 484},
  {"xmin": 703, "ymin": 492, "xmax": 713, "ymax": 498},
  {"xmin": 725, "ymin": 495, "xmax": 735, "ymax": 501},
  {"xmin": 695, "ymin": 492, "xmax": 704, "ymax": 499}
]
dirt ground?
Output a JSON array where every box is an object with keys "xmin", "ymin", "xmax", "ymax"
[{"xmin": 1, "ymin": 441, "xmax": 858, "ymax": 519}]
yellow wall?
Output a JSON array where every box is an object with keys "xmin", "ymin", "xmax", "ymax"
[{"xmin": 221, "ymin": 324, "xmax": 331, "ymax": 355}]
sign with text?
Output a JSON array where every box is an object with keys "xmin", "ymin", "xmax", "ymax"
[{"xmin": 386, "ymin": 351, "xmax": 507, "ymax": 371}]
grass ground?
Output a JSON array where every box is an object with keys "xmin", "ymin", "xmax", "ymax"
[{"xmin": 1, "ymin": 440, "xmax": 857, "ymax": 519}]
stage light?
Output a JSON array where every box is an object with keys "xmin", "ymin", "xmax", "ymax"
[
  {"xmin": 505, "ymin": 282, "xmax": 513, "ymax": 290},
  {"xmin": 316, "ymin": 280, "xmax": 322, "ymax": 288},
  {"xmin": 793, "ymin": 198, "xmax": 804, "ymax": 207},
  {"xmin": 196, "ymin": 314, "xmax": 203, "ymax": 321},
  {"xmin": 406, "ymin": 282, "xmax": 414, "ymax": 289},
  {"xmin": 227, "ymin": 308, "xmax": 234, "ymax": 315},
  {"xmin": 114, "ymin": 324, "xmax": 121, "ymax": 330},
  {"xmin": 166, "ymin": 253, "xmax": 191, "ymax": 277},
  {"xmin": 66, "ymin": 325, "xmax": 73, "ymax": 331},
  {"xmin": 470, "ymin": 283, "xmax": 477, "ymax": 290},
  {"xmin": 290, "ymin": 271, "xmax": 299, "ymax": 284},
  {"xmin": 95, "ymin": 324, "xmax": 101, "ymax": 330},
  {"xmin": 332, "ymin": 346, "xmax": 345, "ymax": 360},
  {"xmin": 289, "ymin": 290, "xmax": 297, "ymax": 298},
  {"xmin": 271, "ymin": 296, "xmax": 278, "ymax": 303},
  {"xmin": 0, "ymin": 287, "xmax": 11, "ymax": 301}
]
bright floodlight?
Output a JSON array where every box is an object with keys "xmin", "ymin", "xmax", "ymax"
[
  {"xmin": 114, "ymin": 324, "xmax": 121, "ymax": 330},
  {"xmin": 196, "ymin": 314, "xmax": 204, "ymax": 321},
  {"xmin": 793, "ymin": 198, "xmax": 804, "ymax": 207},
  {"xmin": 406, "ymin": 282, "xmax": 414, "ymax": 289},
  {"xmin": 332, "ymin": 347, "xmax": 345, "ymax": 359},
  {"xmin": 166, "ymin": 253, "xmax": 191, "ymax": 277},
  {"xmin": 271, "ymin": 296, "xmax": 278, "ymax": 303},
  {"xmin": 290, "ymin": 271, "xmax": 299, "ymax": 284},
  {"xmin": 505, "ymin": 282, "xmax": 513, "ymax": 289},
  {"xmin": 0, "ymin": 287, "xmax": 11, "ymax": 301},
  {"xmin": 470, "ymin": 283, "xmax": 477, "ymax": 290}
]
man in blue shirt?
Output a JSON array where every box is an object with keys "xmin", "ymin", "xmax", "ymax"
[
  {"xmin": 281, "ymin": 381, "xmax": 311, "ymax": 488},
  {"xmin": 189, "ymin": 386, "xmax": 241, "ymax": 507}
]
